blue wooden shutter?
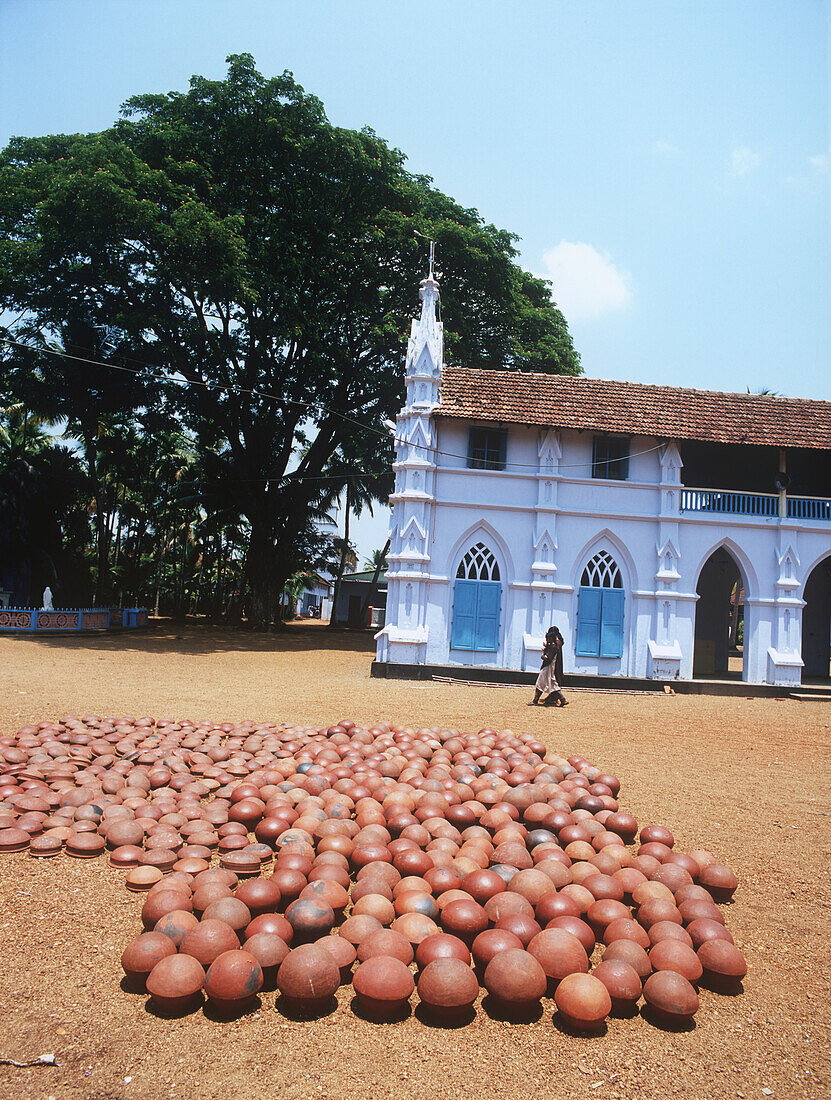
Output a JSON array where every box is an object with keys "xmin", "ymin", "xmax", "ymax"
[
  {"xmin": 599, "ymin": 589, "xmax": 625, "ymax": 657},
  {"xmin": 450, "ymin": 580, "xmax": 477, "ymax": 649},
  {"xmin": 474, "ymin": 581, "xmax": 501, "ymax": 651},
  {"xmin": 576, "ymin": 586, "xmax": 602, "ymax": 656}
]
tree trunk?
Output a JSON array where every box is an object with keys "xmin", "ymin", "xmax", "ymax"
[
  {"xmin": 327, "ymin": 484, "xmax": 352, "ymax": 628},
  {"xmin": 246, "ymin": 515, "xmax": 277, "ymax": 630},
  {"xmin": 85, "ymin": 435, "xmax": 108, "ymax": 606},
  {"xmin": 360, "ymin": 537, "xmax": 390, "ymax": 626}
]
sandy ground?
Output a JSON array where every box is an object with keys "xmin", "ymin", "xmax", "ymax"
[{"xmin": 0, "ymin": 621, "xmax": 829, "ymax": 1100}]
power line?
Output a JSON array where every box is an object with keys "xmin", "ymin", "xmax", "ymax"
[{"xmin": 1, "ymin": 335, "xmax": 670, "ymax": 471}]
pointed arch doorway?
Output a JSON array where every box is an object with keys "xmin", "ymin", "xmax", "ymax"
[
  {"xmin": 802, "ymin": 555, "xmax": 831, "ymax": 681},
  {"xmin": 693, "ymin": 547, "xmax": 746, "ymax": 679}
]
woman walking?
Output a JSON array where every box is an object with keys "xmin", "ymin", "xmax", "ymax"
[{"xmin": 528, "ymin": 626, "xmax": 568, "ymax": 707}]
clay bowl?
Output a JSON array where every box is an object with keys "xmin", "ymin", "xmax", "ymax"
[
  {"xmin": 390, "ymin": 913, "xmax": 439, "ymax": 947},
  {"xmin": 603, "ymin": 917, "xmax": 650, "ymax": 949},
  {"xmin": 276, "ymin": 943, "xmax": 340, "ymax": 1013},
  {"xmin": 527, "ymin": 928, "xmax": 589, "ymax": 990},
  {"xmin": 643, "ymin": 970, "xmax": 699, "ymax": 1025},
  {"xmin": 351, "ymin": 894, "xmax": 396, "ymax": 926},
  {"xmin": 28, "ymin": 835, "xmax": 63, "ymax": 858},
  {"xmin": 202, "ymin": 898, "xmax": 252, "ymax": 940},
  {"xmin": 415, "ymin": 933, "xmax": 471, "ymax": 970},
  {"xmin": 697, "ymin": 940, "xmax": 747, "ymax": 992},
  {"xmin": 357, "ymin": 928, "xmax": 414, "ymax": 966},
  {"xmin": 592, "ymin": 959, "xmax": 642, "ymax": 1015},
  {"xmin": 154, "ymin": 910, "xmax": 200, "ymax": 948},
  {"xmin": 417, "ymin": 957, "xmax": 479, "ymax": 1023},
  {"xmin": 121, "ymin": 931, "xmax": 177, "ymax": 991},
  {"xmin": 236, "ymin": 933, "xmax": 289, "ymax": 991},
  {"xmin": 125, "ymin": 866, "xmax": 164, "ymax": 892},
  {"xmin": 555, "ymin": 973, "xmax": 611, "ymax": 1031},
  {"xmin": 180, "ymin": 919, "xmax": 241, "ymax": 969},
  {"xmin": 483, "ymin": 948, "xmax": 547, "ymax": 1014},
  {"xmin": 141, "ymin": 889, "xmax": 193, "ymax": 930},
  {"xmin": 318, "ymin": 935, "xmax": 357, "ymax": 984},
  {"xmin": 698, "ymin": 863, "xmax": 738, "ymax": 902},
  {"xmin": 204, "ymin": 949, "xmax": 263, "ymax": 1012},
  {"xmin": 192, "ymin": 883, "xmax": 234, "ymax": 915},
  {"xmin": 602, "ymin": 940, "xmax": 653, "ymax": 981},
  {"xmin": 471, "ymin": 928, "xmax": 523, "ymax": 977},
  {"xmin": 493, "ymin": 912, "xmax": 542, "ymax": 948},
  {"xmin": 353, "ymin": 955, "xmax": 414, "ymax": 1021},
  {"xmin": 234, "ymin": 878, "xmax": 282, "ymax": 917},
  {"xmin": 285, "ymin": 898, "xmax": 336, "ymax": 943},
  {"xmin": 146, "ymin": 953, "xmax": 206, "ymax": 1015},
  {"xmin": 440, "ymin": 898, "xmax": 489, "ymax": 945},
  {"xmin": 545, "ymin": 916, "xmax": 595, "ymax": 956},
  {"xmin": 649, "ymin": 940, "xmax": 703, "ymax": 984},
  {"xmin": 686, "ymin": 918, "xmax": 733, "ymax": 951}
]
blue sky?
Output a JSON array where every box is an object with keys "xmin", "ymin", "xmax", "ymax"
[{"xmin": 1, "ymin": 0, "xmax": 828, "ymax": 558}]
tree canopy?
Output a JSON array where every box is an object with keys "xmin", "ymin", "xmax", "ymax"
[{"xmin": 0, "ymin": 54, "xmax": 579, "ymax": 625}]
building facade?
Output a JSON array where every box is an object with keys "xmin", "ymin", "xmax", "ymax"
[{"xmin": 375, "ymin": 276, "xmax": 831, "ymax": 686}]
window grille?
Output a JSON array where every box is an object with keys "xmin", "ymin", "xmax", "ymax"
[
  {"xmin": 580, "ymin": 550, "xmax": 622, "ymax": 588},
  {"xmin": 456, "ymin": 543, "xmax": 500, "ymax": 581}
]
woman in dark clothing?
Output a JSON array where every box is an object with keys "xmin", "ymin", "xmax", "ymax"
[
  {"xmin": 528, "ymin": 627, "xmax": 568, "ymax": 707},
  {"xmin": 545, "ymin": 628, "xmax": 568, "ymax": 707}
]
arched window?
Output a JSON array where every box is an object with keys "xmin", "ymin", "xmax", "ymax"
[
  {"xmin": 580, "ymin": 550, "xmax": 621, "ymax": 589},
  {"xmin": 576, "ymin": 550, "xmax": 624, "ymax": 658},
  {"xmin": 451, "ymin": 543, "xmax": 501, "ymax": 651},
  {"xmin": 457, "ymin": 543, "xmax": 500, "ymax": 581}
]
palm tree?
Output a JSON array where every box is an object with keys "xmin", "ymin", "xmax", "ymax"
[{"xmin": 363, "ymin": 547, "xmax": 389, "ymax": 572}]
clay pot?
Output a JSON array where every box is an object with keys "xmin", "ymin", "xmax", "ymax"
[
  {"xmin": 483, "ymin": 948, "xmax": 547, "ymax": 1010},
  {"xmin": 277, "ymin": 943, "xmax": 340, "ymax": 1010},
  {"xmin": 555, "ymin": 973, "xmax": 612, "ymax": 1030},
  {"xmin": 353, "ymin": 955, "xmax": 414, "ymax": 1020},
  {"xmin": 180, "ymin": 919, "xmax": 241, "ymax": 968},
  {"xmin": 592, "ymin": 959, "xmax": 642, "ymax": 1013},
  {"xmin": 357, "ymin": 928, "xmax": 414, "ymax": 966},
  {"xmin": 697, "ymin": 940, "xmax": 747, "ymax": 990},
  {"xmin": 146, "ymin": 953, "xmax": 205, "ymax": 1014},
  {"xmin": 318, "ymin": 935, "xmax": 357, "ymax": 983},
  {"xmin": 121, "ymin": 931, "xmax": 177, "ymax": 990},
  {"xmin": 204, "ymin": 949, "xmax": 263, "ymax": 1010},
  {"xmin": 643, "ymin": 970, "xmax": 699, "ymax": 1022},
  {"xmin": 417, "ymin": 958, "xmax": 479, "ymax": 1021},
  {"xmin": 649, "ymin": 939, "xmax": 703, "ymax": 983},
  {"xmin": 527, "ymin": 928, "xmax": 589, "ymax": 988}
]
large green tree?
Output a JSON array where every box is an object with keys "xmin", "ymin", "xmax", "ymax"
[{"xmin": 0, "ymin": 54, "xmax": 579, "ymax": 628}]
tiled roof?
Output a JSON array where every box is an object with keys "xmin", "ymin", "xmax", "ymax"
[{"xmin": 437, "ymin": 368, "xmax": 831, "ymax": 450}]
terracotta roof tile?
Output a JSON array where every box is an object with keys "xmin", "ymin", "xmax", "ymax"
[{"xmin": 437, "ymin": 368, "xmax": 831, "ymax": 450}]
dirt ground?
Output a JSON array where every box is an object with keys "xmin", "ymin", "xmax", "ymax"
[{"xmin": 0, "ymin": 622, "xmax": 828, "ymax": 1100}]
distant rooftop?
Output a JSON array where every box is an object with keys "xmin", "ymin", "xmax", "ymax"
[
  {"xmin": 341, "ymin": 570, "xmax": 389, "ymax": 585},
  {"xmin": 437, "ymin": 368, "xmax": 831, "ymax": 450}
]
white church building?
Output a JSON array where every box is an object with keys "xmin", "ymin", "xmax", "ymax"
[{"xmin": 373, "ymin": 273, "xmax": 831, "ymax": 687}]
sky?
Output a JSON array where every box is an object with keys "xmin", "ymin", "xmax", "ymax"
[{"xmin": 1, "ymin": 0, "xmax": 828, "ymax": 561}]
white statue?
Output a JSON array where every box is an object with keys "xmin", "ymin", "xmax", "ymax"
[{"xmin": 42, "ymin": 586, "xmax": 54, "ymax": 611}]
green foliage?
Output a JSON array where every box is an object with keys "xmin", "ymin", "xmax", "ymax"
[{"xmin": 0, "ymin": 54, "xmax": 579, "ymax": 625}]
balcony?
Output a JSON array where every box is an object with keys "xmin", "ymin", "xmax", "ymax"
[{"xmin": 680, "ymin": 488, "xmax": 831, "ymax": 521}]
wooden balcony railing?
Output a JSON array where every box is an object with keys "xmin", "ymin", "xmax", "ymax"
[
  {"xmin": 680, "ymin": 488, "xmax": 778, "ymax": 516},
  {"xmin": 787, "ymin": 495, "xmax": 831, "ymax": 521},
  {"xmin": 681, "ymin": 488, "xmax": 831, "ymax": 521}
]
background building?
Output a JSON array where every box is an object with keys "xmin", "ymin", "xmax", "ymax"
[{"xmin": 375, "ymin": 277, "xmax": 831, "ymax": 686}]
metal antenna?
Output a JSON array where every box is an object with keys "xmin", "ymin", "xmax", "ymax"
[{"xmin": 414, "ymin": 230, "xmax": 435, "ymax": 278}]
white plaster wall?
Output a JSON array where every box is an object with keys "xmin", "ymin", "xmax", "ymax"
[{"xmin": 397, "ymin": 419, "xmax": 831, "ymax": 685}]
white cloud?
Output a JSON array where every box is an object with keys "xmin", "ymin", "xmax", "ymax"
[
  {"xmin": 654, "ymin": 140, "xmax": 679, "ymax": 158},
  {"xmin": 538, "ymin": 241, "xmax": 632, "ymax": 322},
  {"xmin": 730, "ymin": 145, "xmax": 761, "ymax": 178},
  {"xmin": 808, "ymin": 148, "xmax": 830, "ymax": 173}
]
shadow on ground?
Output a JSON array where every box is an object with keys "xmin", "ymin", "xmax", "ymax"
[{"xmin": 4, "ymin": 620, "xmax": 378, "ymax": 657}]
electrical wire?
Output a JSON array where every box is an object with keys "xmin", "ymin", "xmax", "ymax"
[{"xmin": 1, "ymin": 334, "xmax": 671, "ymax": 472}]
